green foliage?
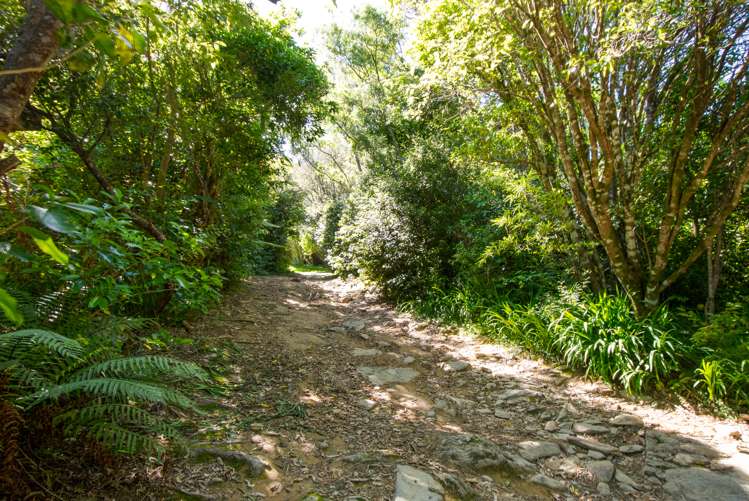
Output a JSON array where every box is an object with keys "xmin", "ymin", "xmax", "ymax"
[
  {"xmin": 0, "ymin": 329, "xmax": 207, "ymax": 455},
  {"xmin": 551, "ymin": 293, "xmax": 685, "ymax": 394}
]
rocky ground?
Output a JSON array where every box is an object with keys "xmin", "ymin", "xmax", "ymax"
[{"xmin": 159, "ymin": 273, "xmax": 749, "ymax": 500}]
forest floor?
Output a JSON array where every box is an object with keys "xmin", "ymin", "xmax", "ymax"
[{"xmin": 118, "ymin": 272, "xmax": 749, "ymax": 500}]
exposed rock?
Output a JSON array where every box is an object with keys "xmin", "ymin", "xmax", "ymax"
[
  {"xmin": 663, "ymin": 467, "xmax": 748, "ymax": 500},
  {"xmin": 441, "ymin": 360, "xmax": 469, "ymax": 372},
  {"xmin": 568, "ymin": 436, "xmax": 617, "ymax": 454},
  {"xmin": 402, "ymin": 355, "xmax": 416, "ymax": 364},
  {"xmin": 619, "ymin": 444, "xmax": 644, "ymax": 454},
  {"xmin": 341, "ymin": 452, "xmax": 382, "ymax": 464},
  {"xmin": 508, "ymin": 455, "xmax": 536, "ymax": 473},
  {"xmin": 615, "ymin": 469, "xmax": 637, "ymax": 487},
  {"xmin": 343, "ymin": 319, "xmax": 366, "ymax": 331},
  {"xmin": 674, "ymin": 453, "xmax": 701, "ymax": 466},
  {"xmin": 597, "ymin": 482, "xmax": 611, "ymax": 496},
  {"xmin": 587, "ymin": 450, "xmax": 605, "ymax": 460},
  {"xmin": 446, "ymin": 395, "xmax": 476, "ymax": 410},
  {"xmin": 357, "ymin": 366, "xmax": 418, "ymax": 385},
  {"xmin": 357, "ymin": 398, "xmax": 376, "ymax": 410},
  {"xmin": 588, "ymin": 460, "xmax": 615, "ymax": 482},
  {"xmin": 610, "ymin": 414, "xmax": 644, "ymax": 427},
  {"xmin": 530, "ymin": 473, "xmax": 566, "ymax": 491},
  {"xmin": 436, "ymin": 433, "xmax": 508, "ymax": 470},
  {"xmin": 190, "ymin": 448, "xmax": 268, "ymax": 477},
  {"xmin": 494, "ymin": 409, "xmax": 513, "ymax": 419},
  {"xmin": 352, "ymin": 348, "xmax": 381, "ymax": 357},
  {"xmin": 679, "ymin": 442, "xmax": 724, "ymax": 459},
  {"xmin": 436, "ymin": 472, "xmax": 473, "ymax": 499},
  {"xmin": 394, "ymin": 464, "xmax": 444, "ymax": 501},
  {"xmin": 544, "ymin": 420, "xmax": 560, "ymax": 432},
  {"xmin": 496, "ymin": 388, "xmax": 542, "ymax": 402},
  {"xmin": 573, "ymin": 422, "xmax": 609, "ymax": 435},
  {"xmin": 518, "ymin": 441, "xmax": 562, "ymax": 462}
]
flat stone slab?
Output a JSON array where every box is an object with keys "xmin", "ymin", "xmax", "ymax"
[
  {"xmin": 663, "ymin": 467, "xmax": 748, "ymax": 500},
  {"xmin": 518, "ymin": 441, "xmax": 562, "ymax": 461},
  {"xmin": 441, "ymin": 360, "xmax": 469, "ymax": 372},
  {"xmin": 357, "ymin": 366, "xmax": 418, "ymax": 385},
  {"xmin": 394, "ymin": 464, "xmax": 444, "ymax": 501},
  {"xmin": 436, "ymin": 432, "xmax": 508, "ymax": 470},
  {"xmin": 568, "ymin": 436, "xmax": 617, "ymax": 454}
]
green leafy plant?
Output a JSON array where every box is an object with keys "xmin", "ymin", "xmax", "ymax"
[
  {"xmin": 693, "ymin": 359, "xmax": 726, "ymax": 403},
  {"xmin": 1, "ymin": 329, "xmax": 208, "ymax": 455}
]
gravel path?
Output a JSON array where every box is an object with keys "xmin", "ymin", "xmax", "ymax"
[{"xmin": 171, "ymin": 273, "xmax": 749, "ymax": 500}]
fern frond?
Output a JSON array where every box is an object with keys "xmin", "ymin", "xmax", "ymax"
[
  {"xmin": 86, "ymin": 421, "xmax": 165, "ymax": 455},
  {"xmin": 55, "ymin": 346, "xmax": 115, "ymax": 384},
  {"xmin": 54, "ymin": 404, "xmax": 180, "ymax": 438},
  {"xmin": 0, "ymin": 330, "xmax": 83, "ymax": 360},
  {"xmin": 70, "ymin": 356, "xmax": 209, "ymax": 383},
  {"xmin": 29, "ymin": 378, "xmax": 195, "ymax": 409}
]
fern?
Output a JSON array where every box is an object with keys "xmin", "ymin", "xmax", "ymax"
[
  {"xmin": 29, "ymin": 378, "xmax": 196, "ymax": 409},
  {"xmin": 0, "ymin": 329, "xmax": 84, "ymax": 360},
  {"xmin": 1, "ymin": 328, "xmax": 206, "ymax": 455},
  {"xmin": 70, "ymin": 356, "xmax": 210, "ymax": 383}
]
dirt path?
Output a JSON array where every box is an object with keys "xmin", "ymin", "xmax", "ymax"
[{"xmin": 169, "ymin": 273, "xmax": 749, "ymax": 500}]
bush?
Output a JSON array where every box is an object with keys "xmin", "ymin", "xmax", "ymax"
[{"xmin": 551, "ymin": 292, "xmax": 686, "ymax": 394}]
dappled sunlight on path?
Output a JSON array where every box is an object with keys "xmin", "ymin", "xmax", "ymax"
[{"xmin": 177, "ymin": 273, "xmax": 749, "ymax": 500}]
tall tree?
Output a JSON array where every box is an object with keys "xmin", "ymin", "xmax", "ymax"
[{"xmin": 418, "ymin": 0, "xmax": 749, "ymax": 314}]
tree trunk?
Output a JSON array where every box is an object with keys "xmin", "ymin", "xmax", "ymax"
[
  {"xmin": 0, "ymin": 0, "xmax": 62, "ymax": 167},
  {"xmin": 705, "ymin": 232, "xmax": 723, "ymax": 318}
]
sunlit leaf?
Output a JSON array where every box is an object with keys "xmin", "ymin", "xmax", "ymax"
[
  {"xmin": 20, "ymin": 227, "xmax": 69, "ymax": 265},
  {"xmin": 0, "ymin": 287, "xmax": 23, "ymax": 325}
]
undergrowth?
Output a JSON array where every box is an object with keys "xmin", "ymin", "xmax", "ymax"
[{"xmin": 401, "ymin": 286, "xmax": 748, "ymax": 414}]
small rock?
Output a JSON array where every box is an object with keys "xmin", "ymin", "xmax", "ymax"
[
  {"xmin": 619, "ymin": 444, "xmax": 644, "ymax": 454},
  {"xmin": 568, "ymin": 436, "xmax": 617, "ymax": 454},
  {"xmin": 587, "ymin": 450, "xmax": 606, "ymax": 460},
  {"xmin": 615, "ymin": 469, "xmax": 637, "ymax": 487},
  {"xmin": 359, "ymin": 333, "xmax": 370, "ymax": 340},
  {"xmin": 588, "ymin": 460, "xmax": 615, "ymax": 482},
  {"xmin": 441, "ymin": 360, "xmax": 469, "ymax": 372},
  {"xmin": 496, "ymin": 388, "xmax": 542, "ymax": 402},
  {"xmin": 357, "ymin": 398, "xmax": 377, "ymax": 410},
  {"xmin": 357, "ymin": 366, "xmax": 418, "ymax": 385},
  {"xmin": 530, "ymin": 474, "xmax": 566, "ymax": 491},
  {"xmin": 494, "ymin": 409, "xmax": 513, "ymax": 419},
  {"xmin": 343, "ymin": 319, "xmax": 367, "ymax": 331},
  {"xmin": 394, "ymin": 464, "xmax": 444, "ymax": 501},
  {"xmin": 610, "ymin": 414, "xmax": 644, "ymax": 427},
  {"xmin": 597, "ymin": 482, "xmax": 611, "ymax": 495},
  {"xmin": 573, "ymin": 422, "xmax": 609, "ymax": 435},
  {"xmin": 402, "ymin": 356, "xmax": 415, "ymax": 364},
  {"xmin": 544, "ymin": 421, "xmax": 560, "ymax": 432},
  {"xmin": 518, "ymin": 441, "xmax": 562, "ymax": 462}
]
